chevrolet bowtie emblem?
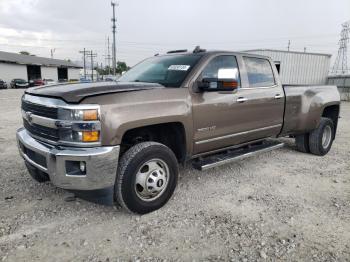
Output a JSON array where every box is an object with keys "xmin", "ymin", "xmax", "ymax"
[{"xmin": 26, "ymin": 112, "xmax": 33, "ymax": 123}]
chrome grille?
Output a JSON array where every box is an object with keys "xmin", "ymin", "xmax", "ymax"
[
  {"xmin": 21, "ymin": 96, "xmax": 60, "ymax": 143},
  {"xmin": 23, "ymin": 119, "xmax": 59, "ymax": 142},
  {"xmin": 21, "ymin": 100, "xmax": 58, "ymax": 119},
  {"xmin": 21, "ymin": 94, "xmax": 102, "ymax": 147}
]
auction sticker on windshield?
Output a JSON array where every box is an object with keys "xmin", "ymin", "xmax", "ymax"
[{"xmin": 168, "ymin": 65, "xmax": 190, "ymax": 71}]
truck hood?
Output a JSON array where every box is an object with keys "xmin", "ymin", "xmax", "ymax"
[{"xmin": 25, "ymin": 81, "xmax": 164, "ymax": 103}]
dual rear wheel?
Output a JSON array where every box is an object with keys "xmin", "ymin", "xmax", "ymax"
[{"xmin": 295, "ymin": 117, "xmax": 335, "ymax": 156}]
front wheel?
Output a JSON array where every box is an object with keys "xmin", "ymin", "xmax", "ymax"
[
  {"xmin": 115, "ymin": 142, "xmax": 178, "ymax": 214},
  {"xmin": 309, "ymin": 117, "xmax": 334, "ymax": 156}
]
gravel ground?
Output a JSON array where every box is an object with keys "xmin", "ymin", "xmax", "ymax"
[{"xmin": 0, "ymin": 89, "xmax": 349, "ymax": 262}]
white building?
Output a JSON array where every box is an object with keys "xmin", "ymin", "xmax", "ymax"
[
  {"xmin": 327, "ymin": 74, "xmax": 350, "ymax": 101},
  {"xmin": 79, "ymin": 69, "xmax": 98, "ymax": 80},
  {"xmin": 243, "ymin": 49, "xmax": 331, "ymax": 85},
  {"xmin": 0, "ymin": 51, "xmax": 81, "ymax": 83}
]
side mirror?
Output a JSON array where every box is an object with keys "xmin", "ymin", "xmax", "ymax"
[{"xmin": 198, "ymin": 68, "xmax": 239, "ymax": 92}]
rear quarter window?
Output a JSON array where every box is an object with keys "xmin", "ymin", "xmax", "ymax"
[{"xmin": 243, "ymin": 57, "xmax": 275, "ymax": 87}]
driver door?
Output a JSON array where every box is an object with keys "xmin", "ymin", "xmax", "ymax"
[{"xmin": 191, "ymin": 55, "xmax": 246, "ymax": 154}]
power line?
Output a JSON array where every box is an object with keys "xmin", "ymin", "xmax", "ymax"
[
  {"xmin": 1, "ymin": 33, "xmax": 339, "ymax": 45},
  {"xmin": 0, "ymin": 41, "xmax": 338, "ymax": 56}
]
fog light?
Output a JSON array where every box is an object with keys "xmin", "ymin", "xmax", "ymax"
[
  {"xmin": 66, "ymin": 161, "xmax": 86, "ymax": 176},
  {"xmin": 79, "ymin": 161, "xmax": 86, "ymax": 172}
]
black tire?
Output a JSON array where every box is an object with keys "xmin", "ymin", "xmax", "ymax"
[
  {"xmin": 25, "ymin": 162, "xmax": 50, "ymax": 183},
  {"xmin": 309, "ymin": 117, "xmax": 334, "ymax": 156},
  {"xmin": 115, "ymin": 142, "xmax": 178, "ymax": 214},
  {"xmin": 295, "ymin": 133, "xmax": 310, "ymax": 153}
]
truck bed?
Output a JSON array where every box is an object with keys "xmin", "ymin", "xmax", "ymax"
[{"xmin": 281, "ymin": 85, "xmax": 340, "ymax": 136}]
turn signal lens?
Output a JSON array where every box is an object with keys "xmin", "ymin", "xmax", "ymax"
[
  {"xmin": 83, "ymin": 109, "xmax": 98, "ymax": 121},
  {"xmin": 82, "ymin": 131, "xmax": 99, "ymax": 142},
  {"xmin": 223, "ymin": 81, "xmax": 238, "ymax": 88}
]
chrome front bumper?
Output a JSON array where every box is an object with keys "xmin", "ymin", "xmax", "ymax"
[{"xmin": 16, "ymin": 128, "xmax": 120, "ymax": 191}]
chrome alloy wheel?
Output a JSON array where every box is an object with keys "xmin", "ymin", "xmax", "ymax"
[
  {"xmin": 134, "ymin": 159, "xmax": 170, "ymax": 201},
  {"xmin": 322, "ymin": 125, "xmax": 332, "ymax": 149}
]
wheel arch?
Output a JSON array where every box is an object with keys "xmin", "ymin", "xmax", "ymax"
[
  {"xmin": 119, "ymin": 122, "xmax": 188, "ymax": 164},
  {"xmin": 321, "ymin": 104, "xmax": 340, "ymax": 138}
]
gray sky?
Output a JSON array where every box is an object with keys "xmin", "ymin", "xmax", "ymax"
[{"xmin": 0, "ymin": 0, "xmax": 349, "ymax": 66}]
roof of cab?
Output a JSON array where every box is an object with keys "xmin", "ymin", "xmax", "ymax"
[{"xmin": 159, "ymin": 49, "xmax": 271, "ymax": 60}]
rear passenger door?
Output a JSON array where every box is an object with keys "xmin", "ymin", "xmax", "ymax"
[
  {"xmin": 236, "ymin": 56, "xmax": 284, "ymax": 141},
  {"xmin": 191, "ymin": 54, "xmax": 284, "ymax": 155}
]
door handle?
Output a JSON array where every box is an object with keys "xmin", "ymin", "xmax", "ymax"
[
  {"xmin": 237, "ymin": 97, "xmax": 248, "ymax": 103},
  {"xmin": 274, "ymin": 94, "xmax": 283, "ymax": 99}
]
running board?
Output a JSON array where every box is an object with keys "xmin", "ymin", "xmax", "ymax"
[{"xmin": 192, "ymin": 140, "xmax": 284, "ymax": 171}]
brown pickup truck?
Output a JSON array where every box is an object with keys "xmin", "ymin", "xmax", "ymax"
[{"xmin": 17, "ymin": 47, "xmax": 340, "ymax": 214}]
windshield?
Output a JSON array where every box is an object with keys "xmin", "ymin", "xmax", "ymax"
[
  {"xmin": 15, "ymin": 79, "xmax": 26, "ymax": 83},
  {"xmin": 118, "ymin": 54, "xmax": 203, "ymax": 87}
]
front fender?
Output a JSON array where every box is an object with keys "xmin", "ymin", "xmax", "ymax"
[{"xmin": 83, "ymin": 88, "xmax": 194, "ymax": 155}]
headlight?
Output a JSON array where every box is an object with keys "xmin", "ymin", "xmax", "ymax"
[
  {"xmin": 57, "ymin": 106, "xmax": 101, "ymax": 144},
  {"xmin": 59, "ymin": 130, "xmax": 100, "ymax": 143},
  {"xmin": 58, "ymin": 108, "xmax": 99, "ymax": 121}
]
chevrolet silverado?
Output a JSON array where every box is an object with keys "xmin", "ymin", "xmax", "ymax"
[{"xmin": 17, "ymin": 47, "xmax": 340, "ymax": 214}]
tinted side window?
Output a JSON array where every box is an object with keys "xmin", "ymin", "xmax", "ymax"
[
  {"xmin": 243, "ymin": 57, "xmax": 275, "ymax": 87},
  {"xmin": 201, "ymin": 56, "xmax": 240, "ymax": 86}
]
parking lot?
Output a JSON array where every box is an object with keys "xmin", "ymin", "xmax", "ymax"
[{"xmin": 0, "ymin": 89, "xmax": 349, "ymax": 261}]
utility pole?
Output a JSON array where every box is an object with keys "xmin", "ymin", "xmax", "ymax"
[
  {"xmin": 108, "ymin": 36, "xmax": 111, "ymax": 74},
  {"xmin": 79, "ymin": 48, "xmax": 88, "ymax": 79},
  {"xmin": 104, "ymin": 36, "xmax": 112, "ymax": 75},
  {"xmin": 86, "ymin": 50, "xmax": 97, "ymax": 81},
  {"xmin": 111, "ymin": 1, "xmax": 118, "ymax": 76},
  {"xmin": 50, "ymin": 49, "xmax": 56, "ymax": 59},
  {"xmin": 287, "ymin": 40, "xmax": 291, "ymax": 51}
]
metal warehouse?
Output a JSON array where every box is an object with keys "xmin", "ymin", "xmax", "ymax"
[
  {"xmin": 327, "ymin": 74, "xmax": 350, "ymax": 101},
  {"xmin": 244, "ymin": 49, "xmax": 331, "ymax": 85},
  {"xmin": 0, "ymin": 51, "xmax": 81, "ymax": 83}
]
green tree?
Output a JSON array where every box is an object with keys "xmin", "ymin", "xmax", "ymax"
[
  {"xmin": 19, "ymin": 51, "xmax": 36, "ymax": 56},
  {"xmin": 94, "ymin": 66, "xmax": 106, "ymax": 75},
  {"xmin": 94, "ymin": 62, "xmax": 129, "ymax": 76},
  {"xmin": 19, "ymin": 51, "xmax": 30, "ymax": 55},
  {"xmin": 116, "ymin": 61, "xmax": 130, "ymax": 74}
]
